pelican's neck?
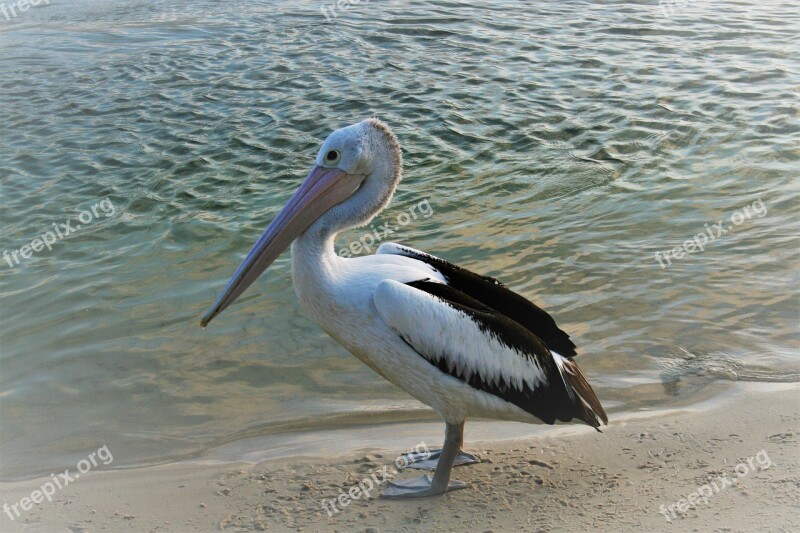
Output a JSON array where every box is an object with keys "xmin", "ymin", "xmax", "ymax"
[
  {"xmin": 290, "ymin": 186, "xmax": 390, "ymax": 285},
  {"xmin": 291, "ymin": 219, "xmax": 339, "ymax": 283}
]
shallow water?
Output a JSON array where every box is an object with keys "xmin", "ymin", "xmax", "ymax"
[{"xmin": 1, "ymin": 0, "xmax": 798, "ymax": 480}]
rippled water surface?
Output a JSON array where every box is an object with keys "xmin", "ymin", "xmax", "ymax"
[{"xmin": 1, "ymin": 0, "xmax": 798, "ymax": 479}]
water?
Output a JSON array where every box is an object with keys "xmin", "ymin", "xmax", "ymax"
[{"xmin": 1, "ymin": 0, "xmax": 798, "ymax": 480}]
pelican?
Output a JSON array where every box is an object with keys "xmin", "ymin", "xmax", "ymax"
[{"xmin": 201, "ymin": 118, "xmax": 607, "ymax": 498}]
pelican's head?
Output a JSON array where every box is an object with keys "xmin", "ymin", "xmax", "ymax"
[
  {"xmin": 201, "ymin": 118, "xmax": 402, "ymax": 327},
  {"xmin": 316, "ymin": 118, "xmax": 401, "ymax": 182}
]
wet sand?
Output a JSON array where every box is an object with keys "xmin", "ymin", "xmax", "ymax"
[{"xmin": 2, "ymin": 383, "xmax": 798, "ymax": 532}]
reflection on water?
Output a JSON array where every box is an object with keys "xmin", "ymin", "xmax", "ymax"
[{"xmin": 0, "ymin": 0, "xmax": 798, "ymax": 480}]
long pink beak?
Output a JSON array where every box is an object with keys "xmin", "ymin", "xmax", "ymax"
[{"xmin": 201, "ymin": 165, "xmax": 365, "ymax": 327}]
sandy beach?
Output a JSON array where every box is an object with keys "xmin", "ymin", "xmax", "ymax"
[{"xmin": 2, "ymin": 382, "xmax": 797, "ymax": 532}]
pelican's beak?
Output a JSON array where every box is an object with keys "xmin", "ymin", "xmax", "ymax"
[{"xmin": 201, "ymin": 165, "xmax": 365, "ymax": 327}]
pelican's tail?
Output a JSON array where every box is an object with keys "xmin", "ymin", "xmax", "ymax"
[{"xmin": 555, "ymin": 355, "xmax": 608, "ymax": 430}]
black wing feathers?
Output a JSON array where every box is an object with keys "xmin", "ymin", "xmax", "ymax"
[
  {"xmin": 407, "ymin": 280, "xmax": 605, "ymax": 428},
  {"xmin": 392, "ymin": 246, "xmax": 577, "ymax": 357}
]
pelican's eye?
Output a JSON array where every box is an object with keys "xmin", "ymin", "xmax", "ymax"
[{"xmin": 324, "ymin": 150, "xmax": 341, "ymax": 165}]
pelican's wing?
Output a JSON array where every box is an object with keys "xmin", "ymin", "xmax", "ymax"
[
  {"xmin": 377, "ymin": 243, "xmax": 577, "ymax": 357},
  {"xmin": 373, "ymin": 279, "xmax": 607, "ymax": 428}
]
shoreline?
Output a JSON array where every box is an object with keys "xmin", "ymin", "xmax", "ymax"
[{"xmin": 2, "ymin": 382, "xmax": 798, "ymax": 532}]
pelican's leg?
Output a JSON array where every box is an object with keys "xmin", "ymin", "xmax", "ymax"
[
  {"xmin": 382, "ymin": 422, "xmax": 468, "ymax": 498},
  {"xmin": 399, "ymin": 421, "xmax": 480, "ymax": 470}
]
